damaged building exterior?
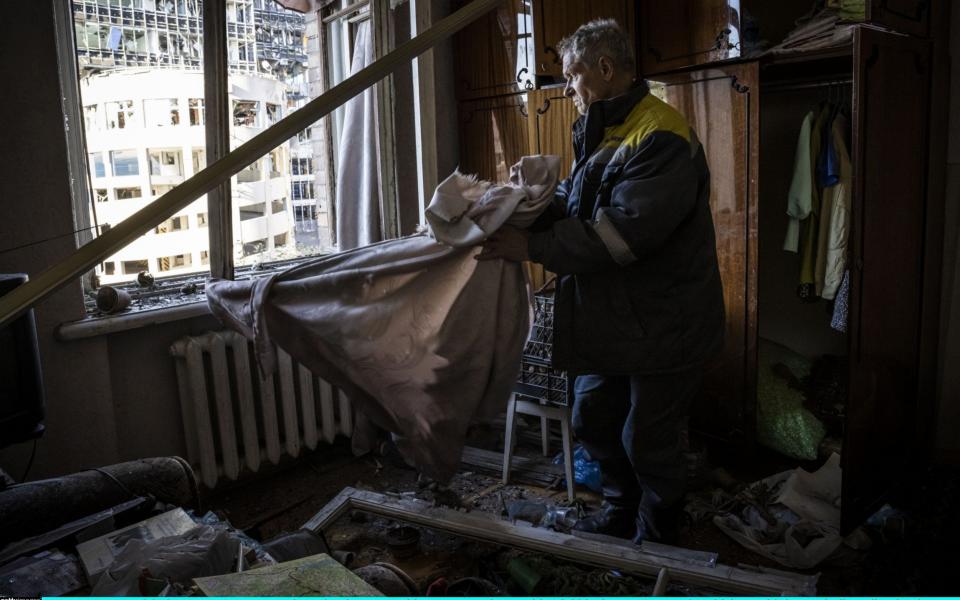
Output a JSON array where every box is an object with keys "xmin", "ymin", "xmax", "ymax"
[{"xmin": 73, "ymin": 0, "xmax": 328, "ymax": 283}]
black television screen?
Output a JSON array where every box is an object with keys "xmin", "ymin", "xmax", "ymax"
[{"xmin": 0, "ymin": 274, "xmax": 45, "ymax": 448}]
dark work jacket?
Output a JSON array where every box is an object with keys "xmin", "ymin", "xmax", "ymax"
[{"xmin": 527, "ymin": 83, "xmax": 725, "ymax": 374}]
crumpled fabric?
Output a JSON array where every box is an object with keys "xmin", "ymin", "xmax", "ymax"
[{"xmin": 206, "ymin": 156, "xmax": 561, "ymax": 481}]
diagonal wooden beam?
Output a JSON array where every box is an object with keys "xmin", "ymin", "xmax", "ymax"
[{"xmin": 0, "ymin": 0, "xmax": 503, "ymax": 329}]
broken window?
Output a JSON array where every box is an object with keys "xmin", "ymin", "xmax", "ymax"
[
  {"xmin": 197, "ymin": 212, "xmax": 208, "ymax": 227},
  {"xmin": 273, "ymin": 232, "xmax": 287, "ymax": 247},
  {"xmin": 192, "ymin": 149, "xmax": 206, "ymax": 173},
  {"xmin": 155, "ymin": 215, "xmax": 189, "ymax": 233},
  {"xmin": 110, "ymin": 149, "xmax": 139, "ymax": 176},
  {"xmin": 121, "ymin": 259, "xmax": 149, "ymax": 275},
  {"xmin": 239, "ymin": 202, "xmax": 266, "ymax": 221},
  {"xmin": 148, "ymin": 149, "xmax": 183, "ymax": 177},
  {"xmin": 105, "ymin": 100, "xmax": 137, "ymax": 129},
  {"xmin": 265, "ymin": 102, "xmax": 281, "ymax": 126},
  {"xmin": 268, "ymin": 149, "xmax": 283, "ymax": 178},
  {"xmin": 200, "ymin": 250, "xmax": 209, "ymax": 265},
  {"xmin": 271, "ymin": 198, "xmax": 286, "ymax": 214},
  {"xmin": 144, "ymin": 98, "xmax": 180, "ymax": 127},
  {"xmin": 151, "ymin": 184, "xmax": 175, "ymax": 197},
  {"xmin": 84, "ymin": 104, "xmax": 102, "ymax": 131},
  {"xmin": 233, "ymin": 100, "xmax": 259, "ymax": 127},
  {"xmin": 242, "ymin": 238, "xmax": 268, "ymax": 256},
  {"xmin": 104, "ymin": 261, "xmax": 116, "ymax": 275},
  {"xmin": 189, "ymin": 98, "xmax": 204, "ymax": 126},
  {"xmin": 95, "ymin": 188, "xmax": 109, "ymax": 203},
  {"xmin": 90, "ymin": 152, "xmax": 106, "ymax": 178},
  {"xmin": 115, "ymin": 186, "xmax": 143, "ymax": 199},
  {"xmin": 157, "ymin": 252, "xmax": 193, "ymax": 271}
]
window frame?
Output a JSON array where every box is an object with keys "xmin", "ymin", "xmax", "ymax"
[{"xmin": 58, "ymin": 0, "xmax": 435, "ymax": 325}]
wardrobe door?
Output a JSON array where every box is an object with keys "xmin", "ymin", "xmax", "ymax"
[
  {"xmin": 526, "ymin": 87, "xmax": 578, "ymax": 179},
  {"xmin": 533, "ymin": 0, "xmax": 635, "ymax": 79},
  {"xmin": 453, "ymin": 0, "xmax": 534, "ymax": 100},
  {"xmin": 457, "ymin": 93, "xmax": 530, "ymax": 183},
  {"xmin": 647, "ymin": 63, "xmax": 760, "ymax": 442},
  {"xmin": 866, "ymin": 0, "xmax": 930, "ymax": 38},
  {"xmin": 843, "ymin": 28, "xmax": 931, "ymax": 532},
  {"xmin": 640, "ymin": 0, "xmax": 740, "ymax": 76}
]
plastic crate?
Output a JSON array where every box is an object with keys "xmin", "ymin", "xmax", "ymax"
[{"xmin": 516, "ymin": 293, "xmax": 570, "ymax": 406}]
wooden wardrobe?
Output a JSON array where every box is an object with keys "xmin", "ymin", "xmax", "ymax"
[{"xmin": 453, "ymin": 0, "xmax": 948, "ymax": 532}]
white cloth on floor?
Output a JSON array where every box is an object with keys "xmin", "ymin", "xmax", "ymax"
[{"xmin": 206, "ymin": 156, "xmax": 561, "ymax": 481}]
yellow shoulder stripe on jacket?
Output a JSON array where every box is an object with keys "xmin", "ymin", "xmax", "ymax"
[{"xmin": 601, "ymin": 94, "xmax": 690, "ymax": 151}]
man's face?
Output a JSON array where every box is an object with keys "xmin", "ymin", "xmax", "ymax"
[{"xmin": 562, "ymin": 53, "xmax": 612, "ymax": 115}]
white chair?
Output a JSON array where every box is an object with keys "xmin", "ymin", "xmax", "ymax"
[{"xmin": 501, "ymin": 392, "xmax": 576, "ymax": 502}]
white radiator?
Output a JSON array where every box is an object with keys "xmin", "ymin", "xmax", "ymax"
[{"xmin": 170, "ymin": 330, "xmax": 353, "ymax": 488}]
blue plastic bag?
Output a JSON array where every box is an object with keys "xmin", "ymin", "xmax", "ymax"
[{"xmin": 554, "ymin": 444, "xmax": 602, "ymax": 493}]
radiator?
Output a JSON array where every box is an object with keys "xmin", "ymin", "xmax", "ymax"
[{"xmin": 170, "ymin": 330, "xmax": 353, "ymax": 488}]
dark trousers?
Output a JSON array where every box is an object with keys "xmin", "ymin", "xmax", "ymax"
[{"xmin": 571, "ymin": 367, "xmax": 701, "ymax": 512}]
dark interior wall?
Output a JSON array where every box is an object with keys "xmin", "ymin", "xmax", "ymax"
[
  {"xmin": 758, "ymin": 88, "xmax": 848, "ymax": 358},
  {"xmin": 0, "ymin": 1, "xmax": 121, "ymax": 480},
  {"xmin": 936, "ymin": 0, "xmax": 960, "ymax": 460}
]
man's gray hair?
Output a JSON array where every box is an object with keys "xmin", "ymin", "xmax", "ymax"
[{"xmin": 556, "ymin": 19, "xmax": 635, "ymax": 72}]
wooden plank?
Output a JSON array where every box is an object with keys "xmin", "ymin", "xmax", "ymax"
[
  {"xmin": 301, "ymin": 488, "xmax": 818, "ymax": 596},
  {"xmin": 0, "ymin": 0, "xmax": 503, "ymax": 329}
]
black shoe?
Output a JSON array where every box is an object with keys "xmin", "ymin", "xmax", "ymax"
[{"xmin": 573, "ymin": 502, "xmax": 637, "ymax": 539}]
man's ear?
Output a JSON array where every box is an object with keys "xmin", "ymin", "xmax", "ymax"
[{"xmin": 597, "ymin": 55, "xmax": 615, "ymax": 81}]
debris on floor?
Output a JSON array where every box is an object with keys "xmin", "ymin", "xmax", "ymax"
[{"xmin": 193, "ymin": 553, "xmax": 380, "ymax": 596}]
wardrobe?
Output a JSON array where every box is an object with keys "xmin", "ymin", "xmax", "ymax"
[{"xmin": 453, "ymin": 0, "xmax": 948, "ymax": 532}]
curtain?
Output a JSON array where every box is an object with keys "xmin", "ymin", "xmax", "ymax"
[{"xmin": 335, "ymin": 20, "xmax": 382, "ymax": 251}]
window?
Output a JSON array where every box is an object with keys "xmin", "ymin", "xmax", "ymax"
[
  {"xmin": 152, "ymin": 184, "xmax": 175, "ymax": 197},
  {"xmin": 265, "ymin": 102, "xmax": 281, "ymax": 125},
  {"xmin": 233, "ymin": 100, "xmax": 259, "ymax": 127},
  {"xmin": 155, "ymin": 215, "xmax": 189, "ymax": 233},
  {"xmin": 90, "ymin": 153, "xmax": 106, "ymax": 178},
  {"xmin": 104, "ymin": 261, "xmax": 116, "ymax": 275},
  {"xmin": 239, "ymin": 202, "xmax": 266, "ymax": 221},
  {"xmin": 105, "ymin": 100, "xmax": 137, "ymax": 129},
  {"xmin": 67, "ymin": 0, "xmax": 407, "ymax": 292},
  {"xmin": 122, "ymin": 259, "xmax": 149, "ymax": 275},
  {"xmin": 242, "ymin": 238, "xmax": 267, "ymax": 256},
  {"xmin": 115, "ymin": 186, "xmax": 142, "ymax": 199},
  {"xmin": 84, "ymin": 104, "xmax": 102, "ymax": 131},
  {"xmin": 157, "ymin": 253, "xmax": 193, "ymax": 271},
  {"xmin": 192, "ymin": 149, "xmax": 206, "ymax": 173},
  {"xmin": 291, "ymin": 181, "xmax": 314, "ymax": 200},
  {"xmin": 144, "ymin": 98, "xmax": 180, "ymax": 127},
  {"xmin": 148, "ymin": 149, "xmax": 183, "ymax": 177},
  {"xmin": 110, "ymin": 149, "xmax": 139, "ymax": 176},
  {"xmin": 189, "ymin": 98, "xmax": 204, "ymax": 126}
]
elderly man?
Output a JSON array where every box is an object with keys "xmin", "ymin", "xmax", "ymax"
[{"xmin": 478, "ymin": 19, "xmax": 725, "ymax": 543}]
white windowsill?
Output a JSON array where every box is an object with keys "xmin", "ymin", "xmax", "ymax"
[{"xmin": 57, "ymin": 299, "xmax": 212, "ymax": 340}]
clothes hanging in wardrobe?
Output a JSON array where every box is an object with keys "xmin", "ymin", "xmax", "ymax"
[{"xmin": 784, "ymin": 101, "xmax": 850, "ymax": 303}]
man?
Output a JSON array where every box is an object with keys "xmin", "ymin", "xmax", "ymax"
[{"xmin": 478, "ymin": 19, "xmax": 725, "ymax": 544}]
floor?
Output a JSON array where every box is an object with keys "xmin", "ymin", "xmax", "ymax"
[{"xmin": 204, "ymin": 428, "xmax": 959, "ymax": 596}]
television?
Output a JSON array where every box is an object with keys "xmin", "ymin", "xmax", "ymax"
[{"xmin": 0, "ymin": 273, "xmax": 45, "ymax": 448}]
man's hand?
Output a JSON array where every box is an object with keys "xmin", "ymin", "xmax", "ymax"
[{"xmin": 476, "ymin": 225, "xmax": 531, "ymax": 262}]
